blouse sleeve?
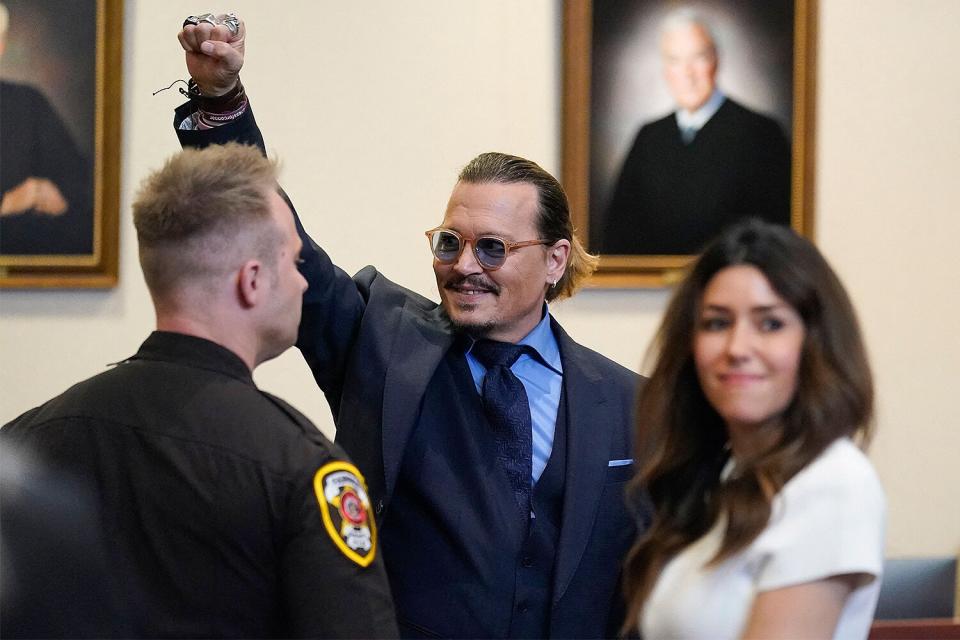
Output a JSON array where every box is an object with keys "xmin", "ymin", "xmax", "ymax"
[{"xmin": 754, "ymin": 440, "xmax": 886, "ymax": 592}]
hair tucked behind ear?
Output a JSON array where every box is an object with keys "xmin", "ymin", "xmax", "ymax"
[{"xmin": 621, "ymin": 219, "xmax": 873, "ymax": 635}]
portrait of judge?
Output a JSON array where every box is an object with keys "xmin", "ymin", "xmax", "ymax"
[
  {"xmin": 0, "ymin": 0, "xmax": 95, "ymax": 257},
  {"xmin": 591, "ymin": 3, "xmax": 793, "ymax": 256}
]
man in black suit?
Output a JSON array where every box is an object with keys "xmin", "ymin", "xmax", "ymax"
[
  {"xmin": 600, "ymin": 8, "xmax": 791, "ymax": 256},
  {"xmin": 176, "ymin": 15, "xmax": 649, "ymax": 638}
]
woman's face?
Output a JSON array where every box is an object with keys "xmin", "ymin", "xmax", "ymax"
[{"xmin": 693, "ymin": 265, "xmax": 806, "ymax": 440}]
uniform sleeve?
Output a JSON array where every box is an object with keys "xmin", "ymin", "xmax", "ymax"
[
  {"xmin": 755, "ymin": 442, "xmax": 886, "ymax": 592},
  {"xmin": 280, "ymin": 458, "xmax": 398, "ymax": 638}
]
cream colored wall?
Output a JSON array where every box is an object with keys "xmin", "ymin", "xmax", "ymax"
[
  {"xmin": 815, "ymin": 1, "xmax": 960, "ymax": 557},
  {"xmin": 1, "ymin": 0, "xmax": 957, "ymax": 557}
]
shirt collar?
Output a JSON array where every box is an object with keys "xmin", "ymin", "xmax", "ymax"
[
  {"xmin": 129, "ymin": 331, "xmax": 254, "ymax": 384},
  {"xmin": 517, "ymin": 304, "xmax": 562, "ymax": 374},
  {"xmin": 463, "ymin": 304, "xmax": 563, "ymax": 374},
  {"xmin": 676, "ymin": 89, "xmax": 726, "ymax": 131}
]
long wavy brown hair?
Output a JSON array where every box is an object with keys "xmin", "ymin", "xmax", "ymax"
[{"xmin": 621, "ymin": 220, "xmax": 874, "ymax": 635}]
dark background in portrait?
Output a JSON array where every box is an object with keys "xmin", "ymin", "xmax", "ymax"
[
  {"xmin": 1, "ymin": 0, "xmax": 96, "ymax": 157},
  {"xmin": 588, "ymin": 0, "xmax": 794, "ymax": 250},
  {"xmin": 0, "ymin": 0, "xmax": 96, "ymax": 257}
]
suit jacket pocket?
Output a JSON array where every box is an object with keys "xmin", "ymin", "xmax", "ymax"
[{"xmin": 604, "ymin": 463, "xmax": 635, "ymax": 484}]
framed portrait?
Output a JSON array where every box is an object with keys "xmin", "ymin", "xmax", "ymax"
[
  {"xmin": 0, "ymin": 0, "xmax": 122, "ymax": 288},
  {"xmin": 563, "ymin": 0, "xmax": 816, "ymax": 287}
]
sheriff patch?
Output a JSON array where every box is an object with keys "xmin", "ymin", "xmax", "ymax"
[{"xmin": 313, "ymin": 461, "xmax": 377, "ymax": 567}]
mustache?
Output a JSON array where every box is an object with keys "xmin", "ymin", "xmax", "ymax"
[{"xmin": 444, "ymin": 274, "xmax": 500, "ymax": 295}]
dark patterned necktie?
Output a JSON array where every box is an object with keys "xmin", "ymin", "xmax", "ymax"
[{"xmin": 472, "ymin": 339, "xmax": 534, "ymax": 521}]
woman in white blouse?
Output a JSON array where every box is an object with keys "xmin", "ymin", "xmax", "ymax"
[{"xmin": 623, "ymin": 219, "xmax": 885, "ymax": 639}]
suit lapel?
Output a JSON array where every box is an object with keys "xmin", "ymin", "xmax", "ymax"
[
  {"xmin": 551, "ymin": 321, "xmax": 612, "ymax": 604},
  {"xmin": 381, "ymin": 300, "xmax": 454, "ymax": 499}
]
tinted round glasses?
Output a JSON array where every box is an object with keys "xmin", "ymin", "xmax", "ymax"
[{"xmin": 425, "ymin": 227, "xmax": 552, "ymax": 271}]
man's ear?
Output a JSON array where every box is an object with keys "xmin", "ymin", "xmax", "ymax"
[
  {"xmin": 237, "ymin": 260, "xmax": 263, "ymax": 308},
  {"xmin": 546, "ymin": 239, "xmax": 571, "ymax": 284}
]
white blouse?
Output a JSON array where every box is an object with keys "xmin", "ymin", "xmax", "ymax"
[{"xmin": 641, "ymin": 438, "xmax": 886, "ymax": 640}]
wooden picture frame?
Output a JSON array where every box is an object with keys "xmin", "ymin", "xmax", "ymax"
[
  {"xmin": 563, "ymin": 0, "xmax": 816, "ymax": 287},
  {"xmin": 0, "ymin": 0, "xmax": 122, "ymax": 288}
]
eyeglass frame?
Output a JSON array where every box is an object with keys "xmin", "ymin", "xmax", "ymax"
[{"xmin": 424, "ymin": 227, "xmax": 554, "ymax": 271}]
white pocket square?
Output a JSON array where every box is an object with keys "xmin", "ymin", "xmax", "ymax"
[{"xmin": 607, "ymin": 459, "xmax": 633, "ymax": 467}]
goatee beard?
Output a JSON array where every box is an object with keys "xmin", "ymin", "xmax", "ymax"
[{"xmin": 449, "ymin": 317, "xmax": 497, "ymax": 339}]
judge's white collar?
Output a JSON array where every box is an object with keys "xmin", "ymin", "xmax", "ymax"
[{"xmin": 676, "ymin": 89, "xmax": 726, "ymax": 132}]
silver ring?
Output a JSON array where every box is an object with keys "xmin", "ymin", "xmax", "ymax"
[
  {"xmin": 182, "ymin": 15, "xmax": 200, "ymax": 27},
  {"xmin": 219, "ymin": 12, "xmax": 239, "ymax": 35},
  {"xmin": 196, "ymin": 13, "xmax": 217, "ymax": 26}
]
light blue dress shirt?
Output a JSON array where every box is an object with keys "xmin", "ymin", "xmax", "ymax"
[{"xmin": 465, "ymin": 307, "xmax": 562, "ymax": 484}]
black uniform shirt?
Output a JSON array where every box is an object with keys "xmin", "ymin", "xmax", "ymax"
[{"xmin": 1, "ymin": 331, "xmax": 398, "ymax": 639}]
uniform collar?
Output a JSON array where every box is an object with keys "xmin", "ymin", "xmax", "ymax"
[{"xmin": 129, "ymin": 331, "xmax": 254, "ymax": 384}]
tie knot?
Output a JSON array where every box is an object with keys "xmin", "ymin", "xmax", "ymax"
[{"xmin": 472, "ymin": 340, "xmax": 531, "ymax": 370}]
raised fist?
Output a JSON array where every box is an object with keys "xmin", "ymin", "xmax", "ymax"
[{"xmin": 178, "ymin": 13, "xmax": 246, "ymax": 96}]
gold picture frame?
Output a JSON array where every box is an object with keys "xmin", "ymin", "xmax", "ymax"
[
  {"xmin": 563, "ymin": 0, "xmax": 816, "ymax": 287},
  {"xmin": 0, "ymin": 0, "xmax": 122, "ymax": 288}
]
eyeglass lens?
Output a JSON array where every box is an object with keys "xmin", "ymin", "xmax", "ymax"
[{"xmin": 431, "ymin": 231, "xmax": 506, "ymax": 268}]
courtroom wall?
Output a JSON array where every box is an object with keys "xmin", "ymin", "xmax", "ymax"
[{"xmin": 1, "ymin": 0, "xmax": 957, "ymax": 556}]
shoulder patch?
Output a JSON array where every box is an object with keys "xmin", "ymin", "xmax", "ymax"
[{"xmin": 313, "ymin": 461, "xmax": 377, "ymax": 567}]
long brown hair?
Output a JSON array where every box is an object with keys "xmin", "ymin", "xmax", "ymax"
[{"xmin": 622, "ymin": 220, "xmax": 874, "ymax": 634}]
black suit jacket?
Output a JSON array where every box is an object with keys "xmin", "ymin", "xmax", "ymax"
[
  {"xmin": 600, "ymin": 97, "xmax": 791, "ymax": 255},
  {"xmin": 175, "ymin": 104, "xmax": 650, "ymax": 637}
]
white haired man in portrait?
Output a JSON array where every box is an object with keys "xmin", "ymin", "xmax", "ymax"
[{"xmin": 600, "ymin": 7, "xmax": 791, "ymax": 256}]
